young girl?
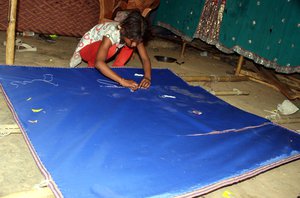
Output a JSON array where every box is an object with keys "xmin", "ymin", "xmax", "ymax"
[{"xmin": 70, "ymin": 11, "xmax": 151, "ymax": 91}]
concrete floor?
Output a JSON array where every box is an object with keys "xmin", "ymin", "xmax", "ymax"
[{"xmin": 0, "ymin": 31, "xmax": 299, "ymax": 198}]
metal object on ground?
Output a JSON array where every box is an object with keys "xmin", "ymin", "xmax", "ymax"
[{"xmin": 154, "ymin": 55, "xmax": 177, "ymax": 63}]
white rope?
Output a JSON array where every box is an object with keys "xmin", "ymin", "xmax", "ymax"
[
  {"xmin": 0, "ymin": 124, "xmax": 21, "ymax": 137},
  {"xmin": 0, "ymin": 131, "xmax": 11, "ymax": 137},
  {"xmin": 264, "ymin": 109, "xmax": 281, "ymax": 120},
  {"xmin": 232, "ymin": 88, "xmax": 242, "ymax": 95},
  {"xmin": 33, "ymin": 179, "xmax": 51, "ymax": 189}
]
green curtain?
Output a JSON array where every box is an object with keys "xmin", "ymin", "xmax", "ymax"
[
  {"xmin": 154, "ymin": 0, "xmax": 205, "ymax": 41},
  {"xmin": 219, "ymin": 0, "xmax": 300, "ymax": 73}
]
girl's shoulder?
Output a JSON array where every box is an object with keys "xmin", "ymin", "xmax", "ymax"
[
  {"xmin": 93, "ymin": 22, "xmax": 119, "ymax": 32},
  {"xmin": 100, "ymin": 22, "xmax": 121, "ymax": 44}
]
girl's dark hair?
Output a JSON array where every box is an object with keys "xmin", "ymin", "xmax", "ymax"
[{"xmin": 120, "ymin": 10, "xmax": 148, "ymax": 42}]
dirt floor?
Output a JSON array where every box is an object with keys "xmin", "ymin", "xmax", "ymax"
[{"xmin": 0, "ymin": 30, "xmax": 299, "ymax": 198}]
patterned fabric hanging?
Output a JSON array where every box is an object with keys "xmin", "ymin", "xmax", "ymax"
[
  {"xmin": 154, "ymin": 0, "xmax": 300, "ymax": 73},
  {"xmin": 195, "ymin": 0, "xmax": 226, "ymax": 45}
]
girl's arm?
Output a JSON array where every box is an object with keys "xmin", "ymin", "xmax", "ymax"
[
  {"xmin": 137, "ymin": 42, "xmax": 152, "ymax": 89},
  {"xmin": 95, "ymin": 36, "xmax": 138, "ymax": 90}
]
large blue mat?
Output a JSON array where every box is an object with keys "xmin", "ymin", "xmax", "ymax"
[{"xmin": 0, "ymin": 65, "xmax": 300, "ymax": 198}]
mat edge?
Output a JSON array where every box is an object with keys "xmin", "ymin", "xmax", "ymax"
[{"xmin": 0, "ymin": 84, "xmax": 63, "ymax": 198}]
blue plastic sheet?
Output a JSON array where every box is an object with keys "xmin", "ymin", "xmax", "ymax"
[{"xmin": 0, "ymin": 65, "xmax": 300, "ymax": 198}]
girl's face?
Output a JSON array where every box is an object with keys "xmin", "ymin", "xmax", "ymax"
[{"xmin": 123, "ymin": 37, "xmax": 140, "ymax": 48}]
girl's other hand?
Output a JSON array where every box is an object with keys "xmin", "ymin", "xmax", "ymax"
[{"xmin": 138, "ymin": 77, "xmax": 151, "ymax": 89}]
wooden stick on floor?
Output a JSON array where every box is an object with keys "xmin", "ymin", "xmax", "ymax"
[
  {"xmin": 180, "ymin": 41, "xmax": 187, "ymax": 58},
  {"xmin": 210, "ymin": 89, "xmax": 250, "ymax": 96},
  {"xmin": 183, "ymin": 75, "xmax": 248, "ymax": 82},
  {"xmin": 271, "ymin": 117, "xmax": 300, "ymax": 124},
  {"xmin": 235, "ymin": 55, "xmax": 244, "ymax": 76},
  {"xmin": 6, "ymin": 0, "xmax": 18, "ymax": 65},
  {"xmin": 258, "ymin": 67, "xmax": 299, "ymax": 100},
  {"xmin": 2, "ymin": 188, "xmax": 54, "ymax": 198}
]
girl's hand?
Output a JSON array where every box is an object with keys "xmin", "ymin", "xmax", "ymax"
[
  {"xmin": 119, "ymin": 78, "xmax": 139, "ymax": 91},
  {"xmin": 139, "ymin": 77, "xmax": 151, "ymax": 89}
]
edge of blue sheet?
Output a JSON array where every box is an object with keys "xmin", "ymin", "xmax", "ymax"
[{"xmin": 0, "ymin": 65, "xmax": 300, "ymax": 198}]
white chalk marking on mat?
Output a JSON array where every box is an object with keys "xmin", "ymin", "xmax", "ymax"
[
  {"xmin": 28, "ymin": 120, "xmax": 38, "ymax": 123},
  {"xmin": 10, "ymin": 74, "xmax": 58, "ymax": 88},
  {"xmin": 96, "ymin": 79, "xmax": 123, "ymax": 88},
  {"xmin": 134, "ymin": 73, "xmax": 144, "ymax": 77},
  {"xmin": 160, "ymin": 95, "xmax": 176, "ymax": 99},
  {"xmin": 32, "ymin": 108, "xmax": 43, "ymax": 113},
  {"xmin": 26, "ymin": 97, "xmax": 32, "ymax": 101},
  {"xmin": 190, "ymin": 110, "xmax": 202, "ymax": 115}
]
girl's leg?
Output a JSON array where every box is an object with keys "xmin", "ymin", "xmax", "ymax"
[
  {"xmin": 112, "ymin": 46, "xmax": 134, "ymax": 67},
  {"xmin": 79, "ymin": 41, "xmax": 117, "ymax": 67}
]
